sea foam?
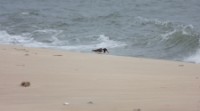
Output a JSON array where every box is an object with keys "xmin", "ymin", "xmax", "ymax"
[
  {"xmin": 184, "ymin": 49, "xmax": 200, "ymax": 64},
  {"xmin": 0, "ymin": 30, "xmax": 126, "ymax": 52},
  {"xmin": 0, "ymin": 30, "xmax": 33, "ymax": 44},
  {"xmin": 59, "ymin": 34, "xmax": 127, "ymax": 52}
]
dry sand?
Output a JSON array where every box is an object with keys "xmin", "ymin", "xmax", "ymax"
[{"xmin": 0, "ymin": 44, "xmax": 200, "ymax": 111}]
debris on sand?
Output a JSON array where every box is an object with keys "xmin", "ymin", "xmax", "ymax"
[{"xmin": 21, "ymin": 81, "xmax": 31, "ymax": 87}]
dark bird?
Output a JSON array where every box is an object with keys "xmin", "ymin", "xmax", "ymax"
[{"xmin": 92, "ymin": 48, "xmax": 109, "ymax": 53}]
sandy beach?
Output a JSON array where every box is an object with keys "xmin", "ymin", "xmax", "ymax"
[{"xmin": 0, "ymin": 44, "xmax": 200, "ymax": 111}]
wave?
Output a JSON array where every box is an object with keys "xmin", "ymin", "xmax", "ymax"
[
  {"xmin": 184, "ymin": 49, "xmax": 200, "ymax": 64},
  {"xmin": 1, "ymin": 15, "xmax": 200, "ymax": 63},
  {"xmin": 133, "ymin": 16, "xmax": 200, "ymax": 63},
  {"xmin": 0, "ymin": 29, "xmax": 126, "ymax": 52},
  {"xmin": 161, "ymin": 24, "xmax": 197, "ymax": 42},
  {"xmin": 135, "ymin": 16, "xmax": 173, "ymax": 28},
  {"xmin": 96, "ymin": 34, "xmax": 126, "ymax": 48},
  {"xmin": 0, "ymin": 30, "xmax": 34, "ymax": 44},
  {"xmin": 58, "ymin": 34, "xmax": 127, "ymax": 51}
]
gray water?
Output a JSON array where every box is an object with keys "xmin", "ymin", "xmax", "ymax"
[{"xmin": 0, "ymin": 0, "xmax": 200, "ymax": 63}]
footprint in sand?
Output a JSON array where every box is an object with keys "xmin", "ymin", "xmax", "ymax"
[
  {"xmin": 25, "ymin": 54, "xmax": 29, "ymax": 56},
  {"xmin": 178, "ymin": 64, "xmax": 184, "ymax": 67},
  {"xmin": 133, "ymin": 108, "xmax": 141, "ymax": 111},
  {"xmin": 16, "ymin": 64, "xmax": 25, "ymax": 67},
  {"xmin": 87, "ymin": 101, "xmax": 94, "ymax": 104},
  {"xmin": 14, "ymin": 48, "xmax": 29, "ymax": 52}
]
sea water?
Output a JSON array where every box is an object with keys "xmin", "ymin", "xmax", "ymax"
[{"xmin": 0, "ymin": 0, "xmax": 200, "ymax": 63}]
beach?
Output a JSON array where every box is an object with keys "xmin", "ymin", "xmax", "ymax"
[{"xmin": 0, "ymin": 44, "xmax": 200, "ymax": 111}]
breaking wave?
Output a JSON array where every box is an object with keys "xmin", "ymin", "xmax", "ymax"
[
  {"xmin": 0, "ymin": 30, "xmax": 126, "ymax": 52},
  {"xmin": 0, "ymin": 14, "xmax": 200, "ymax": 63}
]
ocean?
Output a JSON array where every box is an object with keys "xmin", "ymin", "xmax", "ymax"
[{"xmin": 0, "ymin": 0, "xmax": 200, "ymax": 63}]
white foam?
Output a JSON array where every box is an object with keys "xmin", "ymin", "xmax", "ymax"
[
  {"xmin": 0, "ymin": 31, "xmax": 126, "ymax": 52},
  {"xmin": 0, "ymin": 30, "xmax": 34, "ymax": 44},
  {"xmin": 58, "ymin": 34, "xmax": 127, "ymax": 51},
  {"xmin": 1, "ymin": 22, "xmax": 123, "ymax": 52},
  {"xmin": 184, "ymin": 49, "xmax": 200, "ymax": 64},
  {"xmin": 135, "ymin": 16, "xmax": 171, "ymax": 26},
  {"xmin": 161, "ymin": 30, "xmax": 177, "ymax": 40},
  {"xmin": 96, "ymin": 34, "xmax": 126, "ymax": 48},
  {"xmin": 28, "ymin": 29, "xmax": 66, "ymax": 46},
  {"xmin": 32, "ymin": 29, "xmax": 63, "ymax": 39},
  {"xmin": 160, "ymin": 24, "xmax": 196, "ymax": 41},
  {"xmin": 21, "ymin": 12, "xmax": 30, "ymax": 15},
  {"xmin": 33, "ymin": 29, "xmax": 61, "ymax": 34},
  {"xmin": 0, "ymin": 30, "xmax": 54, "ymax": 48},
  {"xmin": 182, "ymin": 24, "xmax": 194, "ymax": 35}
]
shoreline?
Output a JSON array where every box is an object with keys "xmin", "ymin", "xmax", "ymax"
[
  {"xmin": 0, "ymin": 44, "xmax": 200, "ymax": 111},
  {"xmin": 0, "ymin": 44, "xmax": 195, "ymax": 64}
]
